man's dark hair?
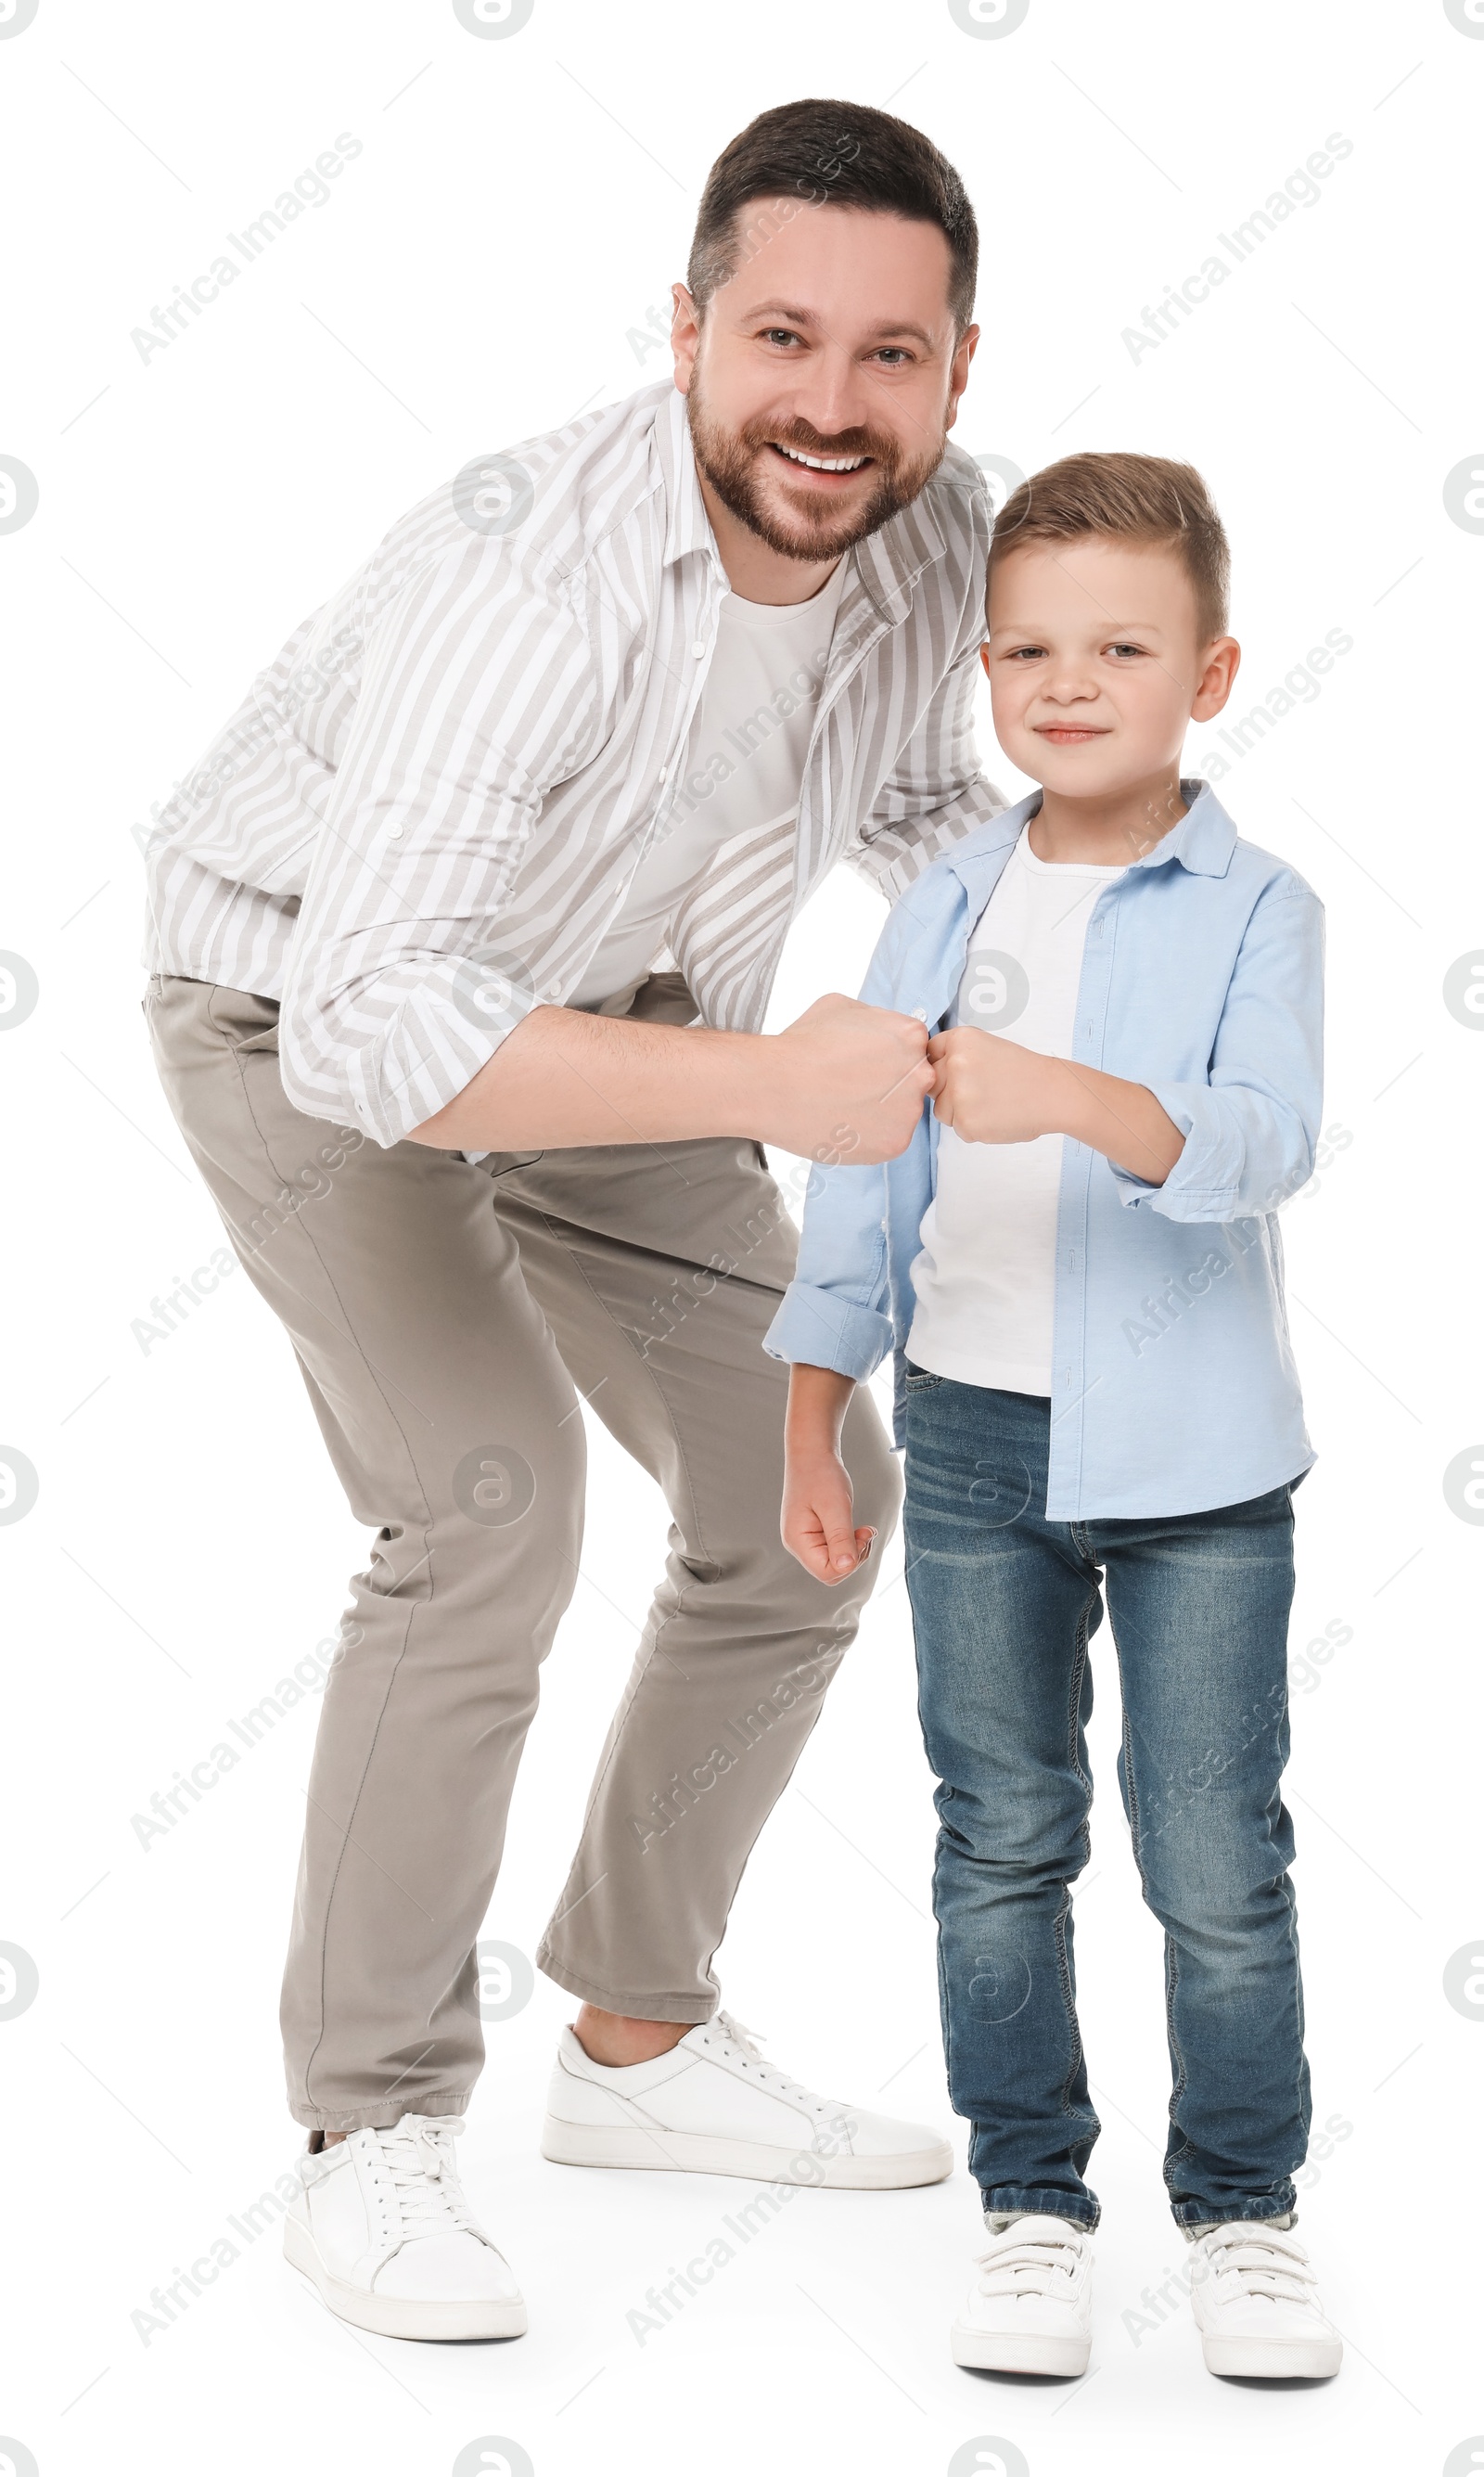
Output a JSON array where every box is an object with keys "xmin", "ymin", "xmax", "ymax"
[{"xmin": 687, "ymin": 98, "xmax": 978, "ymax": 332}]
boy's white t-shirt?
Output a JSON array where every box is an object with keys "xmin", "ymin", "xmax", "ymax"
[{"xmin": 905, "ymin": 826, "xmax": 1128, "ymax": 1397}]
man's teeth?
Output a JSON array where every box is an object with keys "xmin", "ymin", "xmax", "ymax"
[{"xmin": 774, "ymin": 444, "xmax": 869, "ymax": 471}]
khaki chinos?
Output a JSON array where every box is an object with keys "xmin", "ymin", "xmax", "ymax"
[{"xmin": 147, "ymin": 970, "xmax": 899, "ymax": 2132}]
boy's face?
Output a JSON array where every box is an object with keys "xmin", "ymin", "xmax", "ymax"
[{"xmin": 982, "ymin": 538, "xmax": 1238, "ymax": 800}]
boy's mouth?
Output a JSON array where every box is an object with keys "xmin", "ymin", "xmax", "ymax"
[{"xmin": 1035, "ymin": 725, "xmax": 1111, "ymax": 744}]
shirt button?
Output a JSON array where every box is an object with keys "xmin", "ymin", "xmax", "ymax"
[
  {"xmin": 388, "ymin": 824, "xmax": 404, "ymax": 839},
  {"xmin": 691, "ymin": 640, "xmax": 706, "ymax": 658},
  {"xmin": 544, "ymin": 983, "xmax": 562, "ymax": 999},
  {"xmin": 658, "ymin": 766, "xmax": 669, "ymax": 783}
]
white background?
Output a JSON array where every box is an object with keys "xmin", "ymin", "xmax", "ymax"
[{"xmin": 2, "ymin": 3, "xmax": 1481, "ymax": 2473}]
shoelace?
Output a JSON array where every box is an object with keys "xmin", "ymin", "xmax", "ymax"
[
  {"xmin": 376, "ymin": 2115, "xmax": 480, "ymax": 2238},
  {"xmin": 1199, "ymin": 2224, "xmax": 1320, "ymax": 2305},
  {"xmin": 973, "ymin": 2227, "xmax": 1087, "ymax": 2301},
  {"xmin": 705, "ymin": 2010, "xmax": 834, "ymax": 2116}
]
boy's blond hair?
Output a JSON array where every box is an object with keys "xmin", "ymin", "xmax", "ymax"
[{"xmin": 990, "ymin": 451, "xmax": 1230, "ymax": 643}]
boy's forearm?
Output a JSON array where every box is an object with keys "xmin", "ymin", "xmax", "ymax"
[
  {"xmin": 785, "ymin": 1363, "xmax": 857, "ymax": 1456},
  {"xmin": 1050, "ymin": 1058, "xmax": 1184, "ymax": 1186}
]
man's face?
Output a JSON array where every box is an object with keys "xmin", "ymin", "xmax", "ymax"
[{"xmin": 673, "ymin": 201, "xmax": 977, "ymax": 563}]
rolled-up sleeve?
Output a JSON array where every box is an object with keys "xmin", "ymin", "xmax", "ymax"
[
  {"xmin": 763, "ymin": 1159, "xmax": 896, "ymax": 1375},
  {"xmin": 764, "ymin": 899, "xmax": 923, "ymax": 1375},
  {"xmin": 278, "ymin": 538, "xmax": 595, "ymax": 1146},
  {"xmin": 1110, "ymin": 884, "xmax": 1325, "ymax": 1221}
]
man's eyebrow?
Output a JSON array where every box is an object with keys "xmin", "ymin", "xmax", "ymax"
[{"xmin": 739, "ymin": 301, "xmax": 939, "ymax": 349}]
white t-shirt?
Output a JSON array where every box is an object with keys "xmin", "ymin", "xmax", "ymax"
[
  {"xmin": 905, "ymin": 826, "xmax": 1127, "ymax": 1396},
  {"xmin": 568, "ymin": 559, "xmax": 847, "ymax": 1010}
]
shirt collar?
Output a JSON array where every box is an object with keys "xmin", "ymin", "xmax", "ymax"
[
  {"xmin": 656, "ymin": 385, "xmax": 718, "ymax": 571},
  {"xmin": 947, "ymin": 777, "xmax": 1239, "ymax": 898}
]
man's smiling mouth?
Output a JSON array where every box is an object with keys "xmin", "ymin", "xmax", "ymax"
[{"xmin": 769, "ymin": 443, "xmax": 872, "ymax": 473}]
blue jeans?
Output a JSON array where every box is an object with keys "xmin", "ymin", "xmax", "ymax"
[{"xmin": 904, "ymin": 1373, "xmax": 1311, "ymax": 2232}]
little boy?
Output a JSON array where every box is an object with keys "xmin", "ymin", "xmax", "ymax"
[{"xmin": 767, "ymin": 453, "xmax": 1341, "ymax": 2382}]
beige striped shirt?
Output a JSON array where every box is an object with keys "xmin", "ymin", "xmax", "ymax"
[{"xmin": 144, "ymin": 382, "xmax": 1004, "ymax": 1147}]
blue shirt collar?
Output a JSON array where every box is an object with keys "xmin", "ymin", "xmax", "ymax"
[{"xmin": 946, "ymin": 778, "xmax": 1238, "ymax": 901}]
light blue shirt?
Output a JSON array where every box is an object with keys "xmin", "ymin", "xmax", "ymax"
[{"xmin": 764, "ymin": 785, "xmax": 1324, "ymax": 1520}]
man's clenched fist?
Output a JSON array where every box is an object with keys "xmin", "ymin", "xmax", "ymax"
[{"xmin": 764, "ymin": 995, "xmax": 934, "ymax": 1166}]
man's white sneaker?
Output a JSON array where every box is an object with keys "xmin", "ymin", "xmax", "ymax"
[
  {"xmin": 283, "ymin": 2114, "xmax": 527, "ymax": 2341},
  {"xmin": 1187, "ymin": 2220, "xmax": 1341, "ymax": 2378},
  {"xmin": 541, "ymin": 2010, "xmax": 952, "ymax": 2189},
  {"xmin": 951, "ymin": 2214, "xmax": 1094, "ymax": 2376}
]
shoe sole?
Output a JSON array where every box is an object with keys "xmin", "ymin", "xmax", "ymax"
[
  {"xmin": 952, "ymin": 2323, "xmax": 1091, "ymax": 2377},
  {"xmin": 1200, "ymin": 2331, "xmax": 1342, "ymax": 2379},
  {"xmin": 283, "ymin": 2215, "xmax": 528, "ymax": 2342},
  {"xmin": 541, "ymin": 2115, "xmax": 953, "ymax": 2189}
]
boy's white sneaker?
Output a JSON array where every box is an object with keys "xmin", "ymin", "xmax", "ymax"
[
  {"xmin": 541, "ymin": 2010, "xmax": 952, "ymax": 2188},
  {"xmin": 1187, "ymin": 2220, "xmax": 1341, "ymax": 2378},
  {"xmin": 951, "ymin": 2214, "xmax": 1094, "ymax": 2375},
  {"xmin": 283, "ymin": 2113, "xmax": 527, "ymax": 2341}
]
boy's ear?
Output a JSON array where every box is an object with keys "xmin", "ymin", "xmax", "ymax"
[
  {"xmin": 1190, "ymin": 635, "xmax": 1241, "ymax": 723},
  {"xmin": 979, "ymin": 642, "xmax": 991, "ymax": 680}
]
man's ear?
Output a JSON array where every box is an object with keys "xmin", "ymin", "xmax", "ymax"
[
  {"xmin": 945, "ymin": 326, "xmax": 979, "ymax": 431},
  {"xmin": 672, "ymin": 283, "xmax": 700, "ymax": 395},
  {"xmin": 1190, "ymin": 635, "xmax": 1242, "ymax": 723}
]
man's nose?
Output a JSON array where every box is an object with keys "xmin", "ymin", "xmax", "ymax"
[{"xmin": 784, "ymin": 344, "xmax": 873, "ymax": 442}]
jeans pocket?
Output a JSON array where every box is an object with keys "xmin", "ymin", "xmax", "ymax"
[{"xmin": 903, "ymin": 1361, "xmax": 944, "ymax": 1392}]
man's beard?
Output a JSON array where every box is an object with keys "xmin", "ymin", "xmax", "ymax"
[{"xmin": 686, "ymin": 376, "xmax": 947, "ymax": 563}]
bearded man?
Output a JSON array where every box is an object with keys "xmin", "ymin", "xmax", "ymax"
[{"xmin": 144, "ymin": 96, "xmax": 1003, "ymax": 2341}]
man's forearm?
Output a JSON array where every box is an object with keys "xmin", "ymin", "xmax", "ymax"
[{"xmin": 407, "ymin": 1006, "xmax": 770, "ymax": 1150}]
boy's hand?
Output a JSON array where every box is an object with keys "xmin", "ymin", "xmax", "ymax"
[
  {"xmin": 928, "ymin": 1028, "xmax": 1066, "ymax": 1145},
  {"xmin": 928, "ymin": 1028, "xmax": 1186, "ymax": 1183},
  {"xmin": 781, "ymin": 1445, "xmax": 876, "ymax": 1583},
  {"xmin": 782, "ymin": 1364, "xmax": 876, "ymax": 1584}
]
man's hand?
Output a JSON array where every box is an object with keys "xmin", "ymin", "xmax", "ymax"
[
  {"xmin": 762, "ymin": 995, "xmax": 933, "ymax": 1167},
  {"xmin": 781, "ymin": 1363, "xmax": 876, "ymax": 1583},
  {"xmin": 409, "ymin": 992, "xmax": 932, "ymax": 1159},
  {"xmin": 928, "ymin": 1027, "xmax": 1065, "ymax": 1144}
]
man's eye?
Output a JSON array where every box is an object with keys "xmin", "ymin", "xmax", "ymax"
[
  {"xmin": 875, "ymin": 347, "xmax": 911, "ymax": 366},
  {"xmin": 761, "ymin": 327, "xmax": 800, "ymax": 348}
]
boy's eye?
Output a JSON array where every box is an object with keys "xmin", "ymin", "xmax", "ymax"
[{"xmin": 1108, "ymin": 642, "xmax": 1147, "ymax": 659}]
